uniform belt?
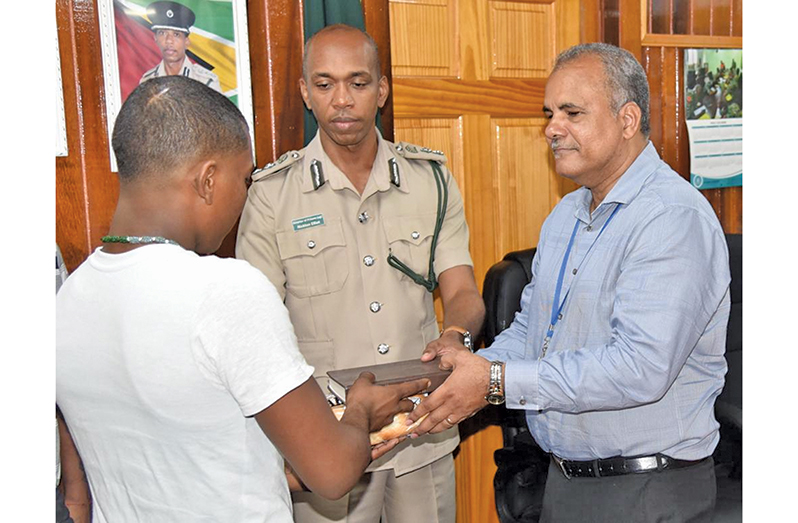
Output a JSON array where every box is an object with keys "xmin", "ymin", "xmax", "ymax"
[{"xmin": 551, "ymin": 453, "xmax": 707, "ymax": 479}]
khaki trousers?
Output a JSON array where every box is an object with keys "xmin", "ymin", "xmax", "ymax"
[{"xmin": 292, "ymin": 454, "xmax": 455, "ymax": 523}]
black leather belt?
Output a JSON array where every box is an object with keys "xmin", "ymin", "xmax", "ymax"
[{"xmin": 552, "ymin": 454, "xmax": 707, "ymax": 479}]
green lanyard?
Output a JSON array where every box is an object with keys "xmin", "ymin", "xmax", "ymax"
[{"xmin": 387, "ymin": 161, "xmax": 448, "ymax": 292}]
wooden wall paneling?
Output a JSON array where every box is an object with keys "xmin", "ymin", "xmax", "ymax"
[
  {"xmin": 556, "ymin": 0, "xmax": 582, "ymax": 54},
  {"xmin": 247, "ymin": 0, "xmax": 305, "ymax": 162},
  {"xmin": 714, "ymin": 0, "xmax": 732, "ymax": 35},
  {"xmin": 580, "ymin": 0, "xmax": 603, "ymax": 43},
  {"xmin": 215, "ymin": 0, "xmax": 306, "ymax": 258},
  {"xmin": 650, "ymin": 0, "xmax": 672, "ymax": 34},
  {"xmin": 460, "ymin": 0, "xmax": 490, "ymax": 80},
  {"xmin": 393, "ymin": 78, "xmax": 546, "ymax": 116},
  {"xmin": 492, "ymin": 118, "xmax": 556, "ymax": 258},
  {"xmin": 489, "ymin": 1, "xmax": 556, "ymax": 78},
  {"xmin": 692, "ymin": 0, "xmax": 713, "ymax": 35},
  {"xmin": 462, "ymin": 114, "xmax": 497, "ymax": 291},
  {"xmin": 618, "ymin": 0, "xmax": 642, "ymax": 59},
  {"xmin": 389, "ymin": 0, "xmax": 458, "ymax": 77},
  {"xmin": 454, "ymin": 425, "xmax": 505, "ymax": 523},
  {"xmin": 56, "ymin": 0, "xmax": 118, "ymax": 272},
  {"xmin": 673, "ymin": 0, "xmax": 691, "ymax": 35},
  {"xmin": 363, "ymin": 0, "xmax": 396, "ymax": 140}
]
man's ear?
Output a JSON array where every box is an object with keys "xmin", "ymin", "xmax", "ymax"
[
  {"xmin": 619, "ymin": 102, "xmax": 642, "ymax": 139},
  {"xmin": 194, "ymin": 160, "xmax": 217, "ymax": 205},
  {"xmin": 377, "ymin": 76, "xmax": 390, "ymax": 109},
  {"xmin": 299, "ymin": 78, "xmax": 312, "ymax": 110}
]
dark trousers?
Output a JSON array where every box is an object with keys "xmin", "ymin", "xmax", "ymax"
[{"xmin": 540, "ymin": 457, "xmax": 716, "ymax": 523}]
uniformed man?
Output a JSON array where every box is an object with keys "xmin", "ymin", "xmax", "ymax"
[
  {"xmin": 139, "ymin": 1, "xmax": 222, "ymax": 93},
  {"xmin": 236, "ymin": 24, "xmax": 485, "ymax": 523}
]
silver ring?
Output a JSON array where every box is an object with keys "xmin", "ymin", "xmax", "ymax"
[{"xmin": 446, "ymin": 416, "xmax": 455, "ymax": 425}]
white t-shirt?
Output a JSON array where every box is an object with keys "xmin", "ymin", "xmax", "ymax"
[{"xmin": 56, "ymin": 245, "xmax": 313, "ymax": 522}]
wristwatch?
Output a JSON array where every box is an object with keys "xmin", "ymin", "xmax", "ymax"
[
  {"xmin": 485, "ymin": 361, "xmax": 505, "ymax": 405},
  {"xmin": 441, "ymin": 326, "xmax": 473, "ymax": 352}
]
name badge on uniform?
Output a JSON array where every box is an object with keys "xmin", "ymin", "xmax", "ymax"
[{"xmin": 292, "ymin": 213, "xmax": 325, "ymax": 231}]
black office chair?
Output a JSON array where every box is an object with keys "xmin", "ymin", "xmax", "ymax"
[
  {"xmin": 485, "ymin": 235, "xmax": 742, "ymax": 523},
  {"xmin": 712, "ymin": 233, "xmax": 743, "ymax": 522}
]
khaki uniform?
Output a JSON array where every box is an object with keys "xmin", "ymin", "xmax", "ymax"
[
  {"xmin": 237, "ymin": 130, "xmax": 472, "ymax": 522},
  {"xmin": 139, "ymin": 56, "xmax": 222, "ymax": 93}
]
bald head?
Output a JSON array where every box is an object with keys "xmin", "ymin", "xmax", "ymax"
[{"xmin": 302, "ymin": 24, "xmax": 381, "ymax": 80}]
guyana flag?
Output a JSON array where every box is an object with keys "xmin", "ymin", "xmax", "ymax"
[{"xmin": 114, "ymin": 0, "xmax": 239, "ymax": 105}]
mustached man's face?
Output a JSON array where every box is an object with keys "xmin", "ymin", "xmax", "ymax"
[{"xmin": 542, "ymin": 56, "xmax": 627, "ymax": 188}]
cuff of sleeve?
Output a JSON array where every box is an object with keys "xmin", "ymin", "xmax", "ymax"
[{"xmin": 505, "ymin": 359, "xmax": 541, "ymax": 410}]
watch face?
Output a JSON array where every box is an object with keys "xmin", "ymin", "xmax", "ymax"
[{"xmin": 486, "ymin": 394, "xmax": 505, "ymax": 406}]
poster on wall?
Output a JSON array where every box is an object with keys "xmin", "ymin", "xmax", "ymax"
[
  {"xmin": 98, "ymin": 0, "xmax": 254, "ymax": 171},
  {"xmin": 684, "ymin": 48, "xmax": 743, "ymax": 190}
]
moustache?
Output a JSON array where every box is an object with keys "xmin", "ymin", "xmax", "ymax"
[{"xmin": 550, "ymin": 139, "xmax": 575, "ymax": 152}]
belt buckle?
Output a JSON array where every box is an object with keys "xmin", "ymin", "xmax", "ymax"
[{"xmin": 553, "ymin": 455, "xmax": 571, "ymax": 480}]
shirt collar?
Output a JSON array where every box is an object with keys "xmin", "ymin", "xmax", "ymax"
[
  {"xmin": 574, "ymin": 141, "xmax": 660, "ymax": 221},
  {"xmin": 156, "ymin": 56, "xmax": 192, "ymax": 77},
  {"xmin": 301, "ymin": 128, "xmax": 410, "ymax": 195}
]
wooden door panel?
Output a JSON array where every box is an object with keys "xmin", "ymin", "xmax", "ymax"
[
  {"xmin": 390, "ymin": 1, "xmax": 581, "ymax": 521},
  {"xmin": 489, "ymin": 1, "xmax": 556, "ymax": 78}
]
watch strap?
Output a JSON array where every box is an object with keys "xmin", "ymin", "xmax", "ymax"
[{"xmin": 441, "ymin": 325, "xmax": 473, "ymax": 351}]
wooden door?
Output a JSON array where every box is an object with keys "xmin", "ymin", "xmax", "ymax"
[{"xmin": 387, "ymin": 1, "xmax": 581, "ymax": 521}]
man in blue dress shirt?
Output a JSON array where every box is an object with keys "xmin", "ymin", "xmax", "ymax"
[{"xmin": 409, "ymin": 43, "xmax": 730, "ymax": 522}]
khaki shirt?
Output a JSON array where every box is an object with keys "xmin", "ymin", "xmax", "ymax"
[
  {"xmin": 237, "ymin": 130, "xmax": 472, "ymax": 475},
  {"xmin": 140, "ymin": 56, "xmax": 222, "ymax": 93}
]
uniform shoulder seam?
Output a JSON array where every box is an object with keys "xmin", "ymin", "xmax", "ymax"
[{"xmin": 252, "ymin": 150, "xmax": 305, "ymax": 182}]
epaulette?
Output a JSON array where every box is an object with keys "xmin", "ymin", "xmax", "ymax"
[
  {"xmin": 393, "ymin": 142, "xmax": 448, "ymax": 165},
  {"xmin": 252, "ymin": 150, "xmax": 305, "ymax": 182},
  {"xmin": 140, "ymin": 66, "xmax": 158, "ymax": 80}
]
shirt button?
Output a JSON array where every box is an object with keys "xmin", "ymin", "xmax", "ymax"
[
  {"xmin": 411, "ymin": 231, "xmax": 420, "ymax": 240},
  {"xmin": 363, "ymin": 255, "xmax": 375, "ymax": 267},
  {"xmin": 572, "ymin": 268, "xmax": 577, "ymax": 275},
  {"xmin": 370, "ymin": 301, "xmax": 382, "ymax": 313},
  {"xmin": 519, "ymin": 397, "xmax": 526, "ymax": 406},
  {"xmin": 586, "ymin": 224, "xmax": 593, "ymax": 232},
  {"xmin": 358, "ymin": 212, "xmax": 370, "ymax": 223},
  {"xmin": 307, "ymin": 240, "xmax": 316, "ymax": 249},
  {"xmin": 378, "ymin": 343, "xmax": 390, "ymax": 355}
]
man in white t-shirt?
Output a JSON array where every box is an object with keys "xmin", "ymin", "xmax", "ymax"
[{"xmin": 56, "ymin": 76, "xmax": 428, "ymax": 522}]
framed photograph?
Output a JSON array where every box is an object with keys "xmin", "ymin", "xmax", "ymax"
[{"xmin": 98, "ymin": 0, "xmax": 254, "ymax": 170}]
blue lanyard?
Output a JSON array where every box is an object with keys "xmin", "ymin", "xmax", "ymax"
[{"xmin": 542, "ymin": 203, "xmax": 622, "ymax": 356}]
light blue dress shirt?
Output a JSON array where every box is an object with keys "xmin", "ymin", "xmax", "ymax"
[{"xmin": 479, "ymin": 142, "xmax": 730, "ymax": 461}]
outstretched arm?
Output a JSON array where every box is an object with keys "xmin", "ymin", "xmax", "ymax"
[
  {"xmin": 422, "ymin": 265, "xmax": 485, "ymax": 359},
  {"xmin": 256, "ymin": 373, "xmax": 430, "ymax": 500}
]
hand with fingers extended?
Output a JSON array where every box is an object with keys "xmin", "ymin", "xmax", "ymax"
[
  {"xmin": 407, "ymin": 351, "xmax": 492, "ymax": 435},
  {"xmin": 421, "ymin": 329, "xmax": 470, "ymax": 363},
  {"xmin": 341, "ymin": 372, "xmax": 432, "ymax": 434}
]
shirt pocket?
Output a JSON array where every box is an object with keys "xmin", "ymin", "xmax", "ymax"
[
  {"xmin": 383, "ymin": 213, "xmax": 437, "ymax": 281},
  {"xmin": 276, "ymin": 217, "xmax": 348, "ymax": 298}
]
